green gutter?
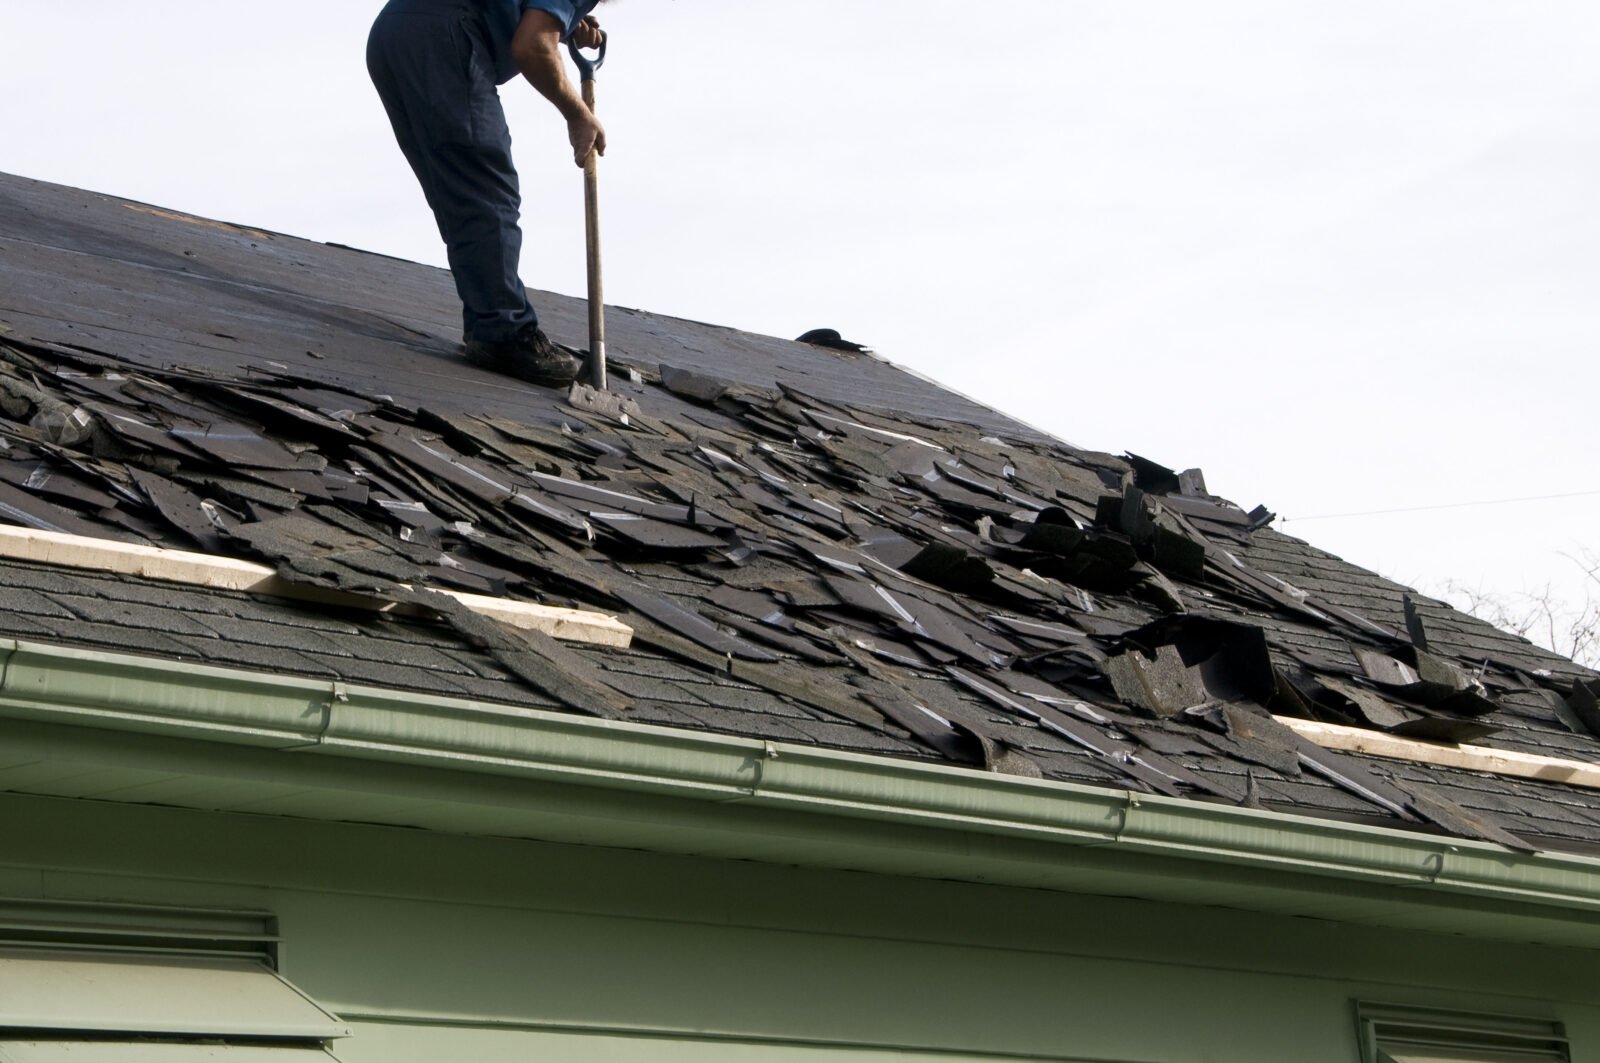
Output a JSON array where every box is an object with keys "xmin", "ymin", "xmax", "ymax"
[{"xmin": 3, "ymin": 637, "xmax": 1600, "ymax": 943}]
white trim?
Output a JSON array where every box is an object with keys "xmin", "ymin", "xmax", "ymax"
[{"xmin": 0, "ymin": 525, "xmax": 631, "ymax": 648}]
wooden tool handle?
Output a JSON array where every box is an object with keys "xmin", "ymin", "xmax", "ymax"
[{"xmin": 581, "ymin": 79, "xmax": 606, "ymax": 390}]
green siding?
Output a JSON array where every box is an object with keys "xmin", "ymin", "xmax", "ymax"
[{"xmin": 1, "ymin": 792, "xmax": 1594, "ymax": 1063}]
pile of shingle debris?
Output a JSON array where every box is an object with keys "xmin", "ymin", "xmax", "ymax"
[{"xmin": 2, "ymin": 336, "xmax": 1597, "ymax": 850}]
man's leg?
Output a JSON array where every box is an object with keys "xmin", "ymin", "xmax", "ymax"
[
  {"xmin": 367, "ymin": 6, "xmax": 538, "ymax": 345},
  {"xmin": 428, "ymin": 104, "xmax": 537, "ymax": 345}
]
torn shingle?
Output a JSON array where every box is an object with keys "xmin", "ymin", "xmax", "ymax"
[{"xmin": 659, "ymin": 364, "xmax": 732, "ymax": 405}]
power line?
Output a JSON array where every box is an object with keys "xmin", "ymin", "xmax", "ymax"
[{"xmin": 1282, "ymin": 488, "xmax": 1600, "ymax": 524}]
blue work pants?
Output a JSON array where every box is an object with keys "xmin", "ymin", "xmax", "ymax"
[{"xmin": 367, "ymin": 0, "xmax": 539, "ymax": 344}]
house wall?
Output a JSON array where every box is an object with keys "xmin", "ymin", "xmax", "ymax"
[{"xmin": 1, "ymin": 790, "xmax": 1594, "ymax": 1063}]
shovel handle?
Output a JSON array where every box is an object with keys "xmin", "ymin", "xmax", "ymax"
[
  {"xmin": 581, "ymin": 141, "xmax": 605, "ymax": 389},
  {"xmin": 571, "ymin": 32, "xmax": 607, "ymax": 389},
  {"xmin": 567, "ymin": 32, "xmax": 607, "ymax": 83}
]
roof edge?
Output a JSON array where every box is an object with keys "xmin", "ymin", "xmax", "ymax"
[{"xmin": 4, "ymin": 637, "xmax": 1600, "ymax": 945}]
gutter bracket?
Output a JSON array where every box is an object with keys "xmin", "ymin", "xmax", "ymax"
[
  {"xmin": 279, "ymin": 680, "xmax": 347, "ymax": 752},
  {"xmin": 734, "ymin": 741, "xmax": 782, "ymax": 799},
  {"xmin": 1112, "ymin": 791, "xmax": 1141, "ymax": 844},
  {"xmin": 1420, "ymin": 848, "xmax": 1455, "ymax": 886},
  {"xmin": 0, "ymin": 639, "xmax": 17, "ymax": 693},
  {"xmin": 320, "ymin": 681, "xmax": 348, "ymax": 744},
  {"xmin": 752, "ymin": 742, "xmax": 780, "ymax": 796}
]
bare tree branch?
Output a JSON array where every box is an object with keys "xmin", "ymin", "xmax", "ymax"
[{"xmin": 1437, "ymin": 563, "xmax": 1600, "ymax": 669}]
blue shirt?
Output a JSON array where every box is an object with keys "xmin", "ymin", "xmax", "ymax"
[{"xmin": 480, "ymin": 0, "xmax": 600, "ymax": 84}]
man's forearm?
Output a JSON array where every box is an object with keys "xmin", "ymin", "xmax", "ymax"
[
  {"xmin": 510, "ymin": 9, "xmax": 605, "ymax": 166},
  {"xmin": 515, "ymin": 28, "xmax": 588, "ymax": 121}
]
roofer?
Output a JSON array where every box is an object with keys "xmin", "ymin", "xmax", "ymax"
[{"xmin": 366, "ymin": 0, "xmax": 607, "ymax": 387}]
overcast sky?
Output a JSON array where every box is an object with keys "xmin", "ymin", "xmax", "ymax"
[{"xmin": 3, "ymin": 2, "xmax": 1597, "ymax": 648}]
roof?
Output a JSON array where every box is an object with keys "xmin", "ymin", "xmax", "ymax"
[{"xmin": 2, "ymin": 169, "xmax": 1598, "ymax": 855}]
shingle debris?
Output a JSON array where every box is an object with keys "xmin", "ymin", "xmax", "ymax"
[
  {"xmin": 1, "ymin": 335, "xmax": 1597, "ymax": 851},
  {"xmin": 795, "ymin": 329, "xmax": 872, "ymax": 354}
]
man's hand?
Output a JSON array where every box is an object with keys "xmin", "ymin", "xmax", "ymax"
[
  {"xmin": 570, "ymin": 16, "xmax": 604, "ymax": 51},
  {"xmin": 567, "ymin": 16, "xmax": 605, "ymax": 166},
  {"xmin": 568, "ymin": 112, "xmax": 607, "ymax": 168}
]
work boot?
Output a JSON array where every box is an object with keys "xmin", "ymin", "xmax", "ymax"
[{"xmin": 463, "ymin": 325, "xmax": 581, "ymax": 387}]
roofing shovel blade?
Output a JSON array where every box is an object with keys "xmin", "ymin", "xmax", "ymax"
[{"xmin": 569, "ymin": 33, "xmax": 608, "ymax": 390}]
